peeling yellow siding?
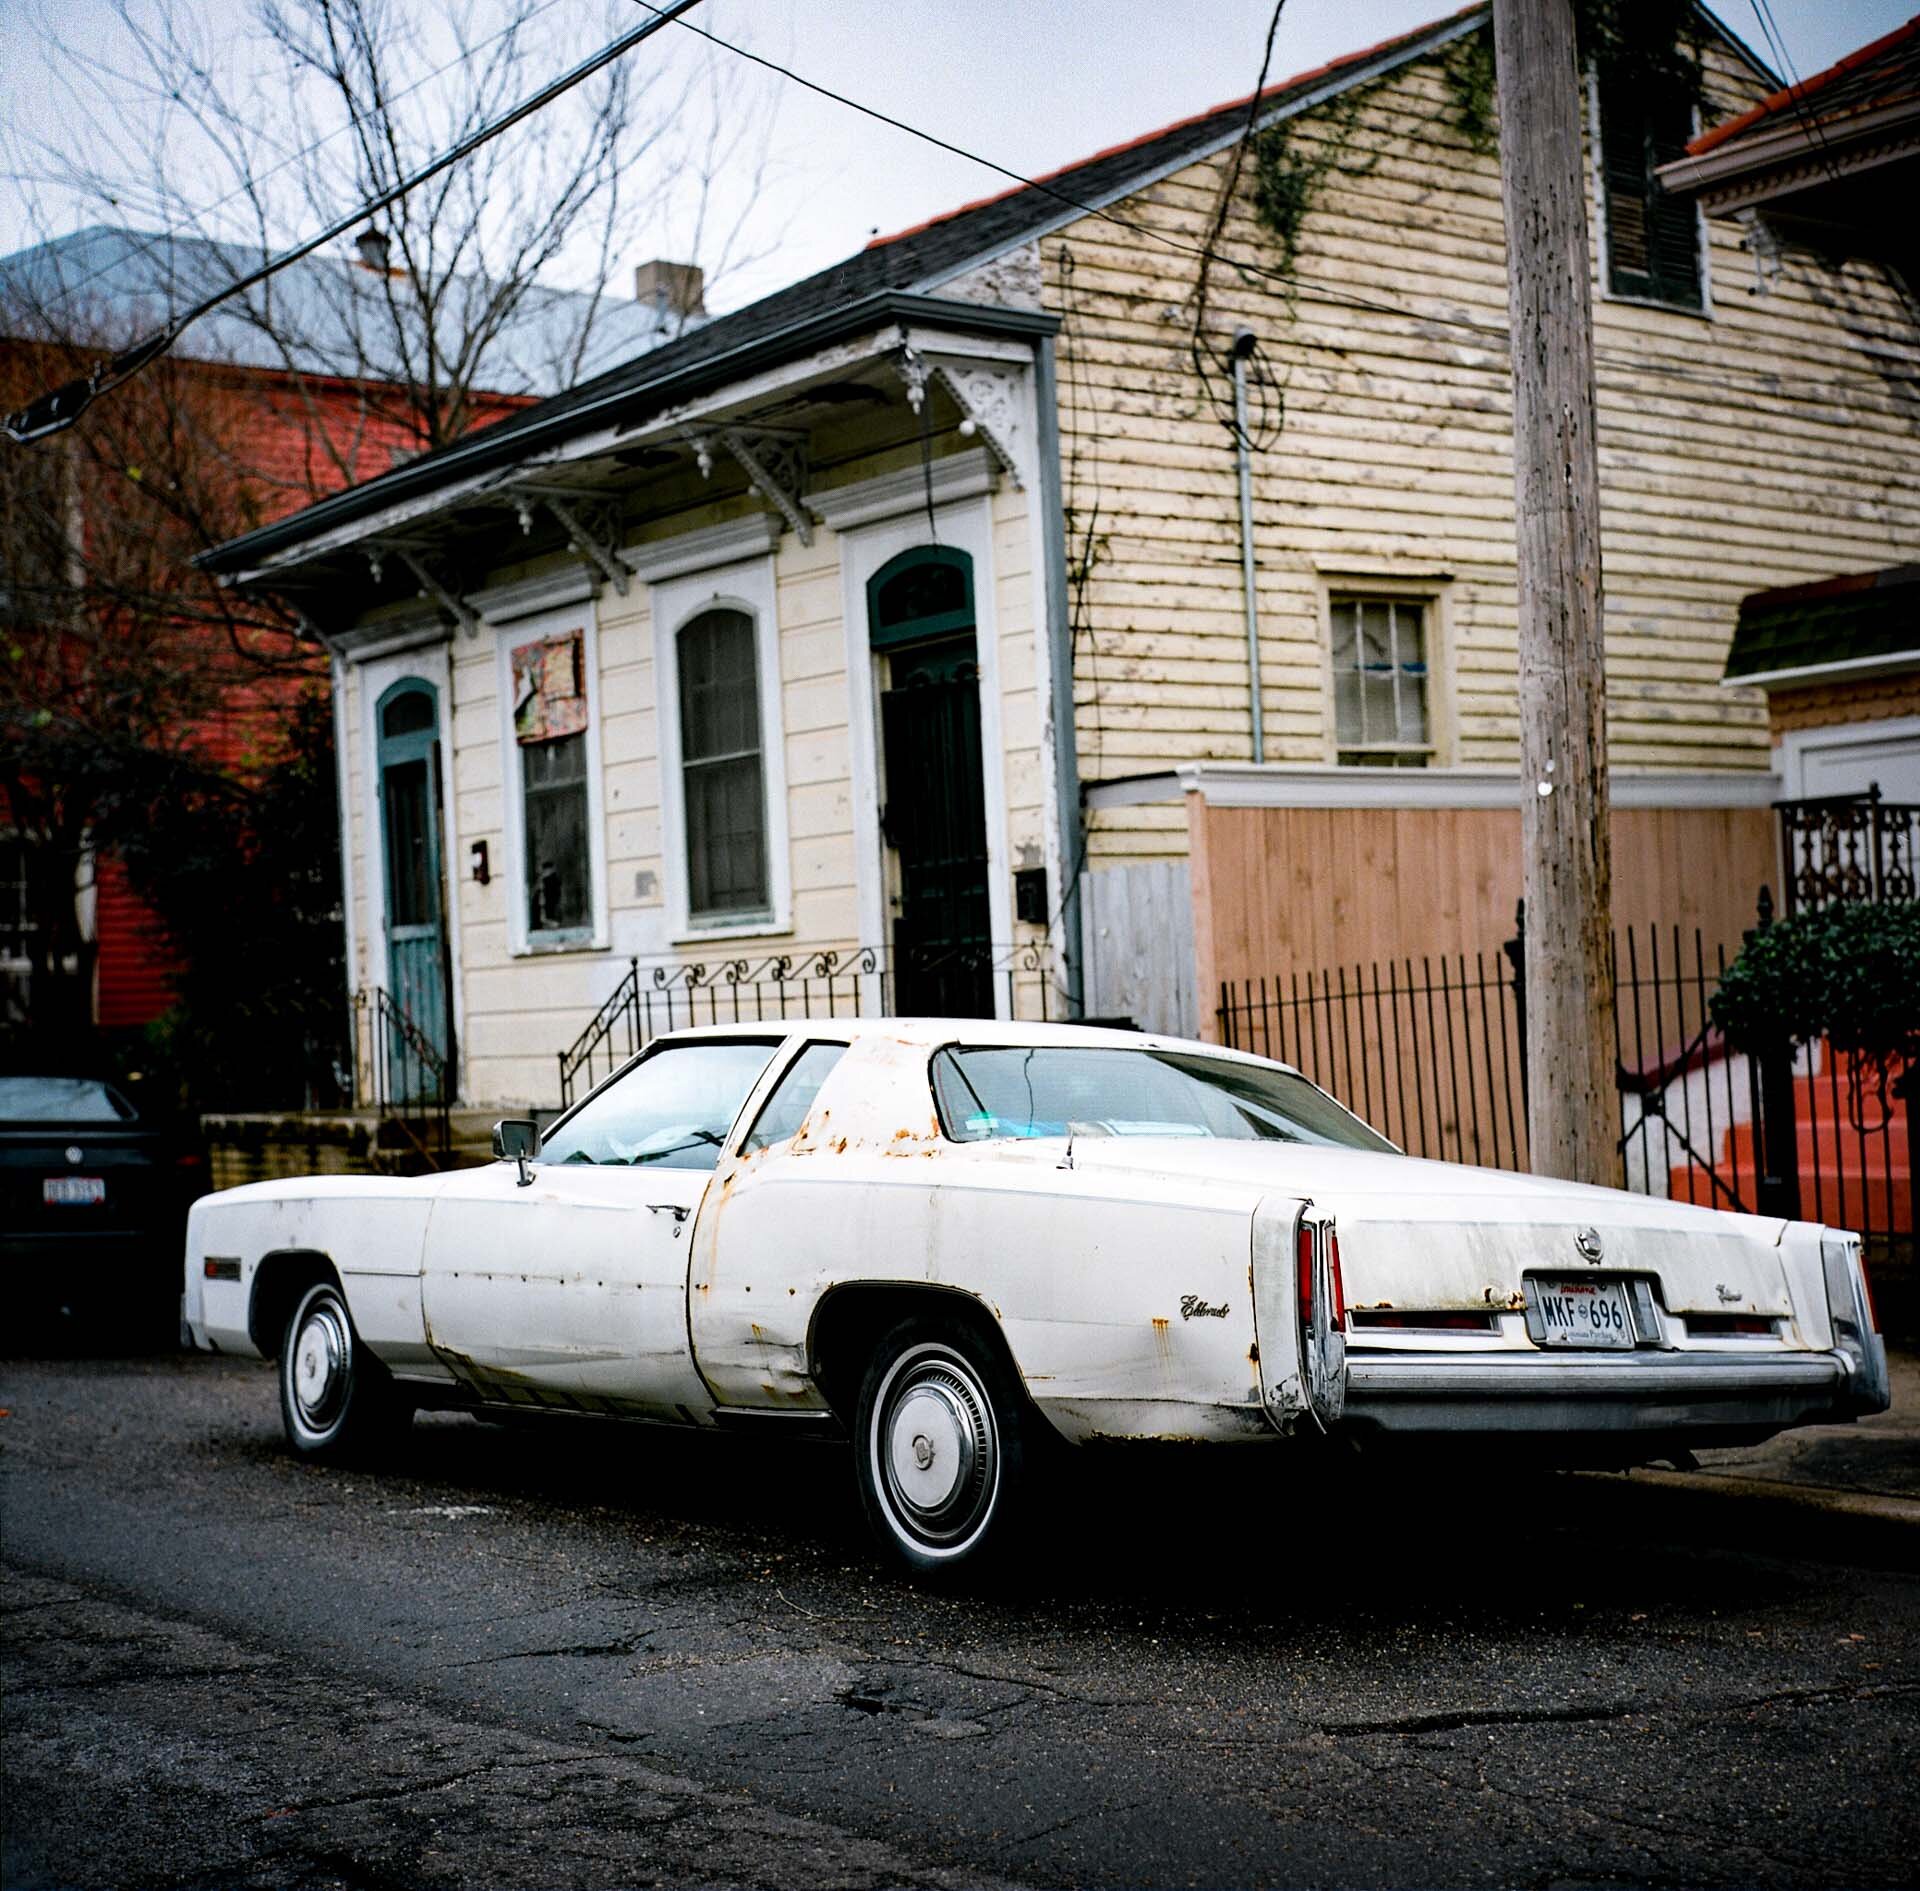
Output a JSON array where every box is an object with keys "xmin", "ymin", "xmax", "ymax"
[{"xmin": 1049, "ymin": 40, "xmax": 1920, "ymax": 866}]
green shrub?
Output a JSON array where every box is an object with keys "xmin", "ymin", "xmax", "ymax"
[{"xmin": 1710, "ymin": 901, "xmax": 1920, "ymax": 1064}]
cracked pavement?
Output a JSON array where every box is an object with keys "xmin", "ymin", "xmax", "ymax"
[{"xmin": 3, "ymin": 1347, "xmax": 1917, "ymax": 1887}]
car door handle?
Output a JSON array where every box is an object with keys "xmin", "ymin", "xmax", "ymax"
[{"xmin": 647, "ymin": 1203, "xmax": 689, "ymax": 1222}]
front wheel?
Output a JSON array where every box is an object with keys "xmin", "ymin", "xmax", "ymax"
[
  {"xmin": 853, "ymin": 1316, "xmax": 1030, "ymax": 1577},
  {"xmin": 279, "ymin": 1280, "xmax": 410, "ymax": 1461}
]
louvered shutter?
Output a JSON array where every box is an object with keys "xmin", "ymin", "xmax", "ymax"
[{"xmin": 1598, "ymin": 67, "xmax": 1702, "ymax": 310}]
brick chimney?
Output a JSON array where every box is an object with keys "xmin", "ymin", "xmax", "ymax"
[{"xmin": 633, "ymin": 259, "xmax": 705, "ymax": 323}]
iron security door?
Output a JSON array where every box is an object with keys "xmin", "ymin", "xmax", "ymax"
[
  {"xmin": 880, "ymin": 634, "xmax": 992, "ymax": 1017},
  {"xmin": 376, "ymin": 681, "xmax": 452, "ymax": 1100}
]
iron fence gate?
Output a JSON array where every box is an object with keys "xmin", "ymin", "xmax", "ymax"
[{"xmin": 1218, "ymin": 900, "xmax": 1914, "ymax": 1273}]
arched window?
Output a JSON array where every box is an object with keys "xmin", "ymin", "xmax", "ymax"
[
  {"xmin": 381, "ymin": 685, "xmax": 436, "ymax": 740},
  {"xmin": 677, "ymin": 607, "xmax": 767, "ymax": 918},
  {"xmin": 866, "ymin": 545, "xmax": 974, "ymax": 650}
]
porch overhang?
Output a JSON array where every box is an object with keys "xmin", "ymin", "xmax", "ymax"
[{"xmin": 195, "ymin": 292, "xmax": 1058, "ymax": 630}]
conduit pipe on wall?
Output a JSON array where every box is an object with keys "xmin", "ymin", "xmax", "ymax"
[{"xmin": 1231, "ymin": 328, "xmax": 1264, "ymax": 762}]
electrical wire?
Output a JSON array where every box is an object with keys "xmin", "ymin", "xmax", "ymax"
[
  {"xmin": 633, "ymin": 0, "xmax": 1917, "ymax": 411},
  {"xmin": 1746, "ymin": 0, "xmax": 1846, "ymax": 189},
  {"xmin": 1188, "ymin": 0, "xmax": 1289, "ymax": 450},
  {"xmin": 4, "ymin": 0, "xmax": 707, "ymax": 442},
  {"xmin": 9, "ymin": 0, "xmax": 579, "ymax": 317}
]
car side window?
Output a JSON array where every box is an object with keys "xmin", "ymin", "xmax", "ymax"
[
  {"xmin": 741, "ymin": 1042, "xmax": 848, "ymax": 1153},
  {"xmin": 538, "ymin": 1040, "xmax": 779, "ymax": 1170}
]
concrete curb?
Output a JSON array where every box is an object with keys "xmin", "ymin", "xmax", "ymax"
[
  {"xmin": 1619, "ymin": 1466, "xmax": 1920, "ymax": 1527},
  {"xmin": 1571, "ymin": 1465, "xmax": 1920, "ymax": 1568}
]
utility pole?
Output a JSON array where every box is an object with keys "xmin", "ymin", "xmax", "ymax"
[{"xmin": 1492, "ymin": 0, "xmax": 1620, "ymax": 1187}]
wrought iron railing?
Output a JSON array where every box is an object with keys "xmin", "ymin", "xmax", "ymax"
[
  {"xmin": 351, "ymin": 984, "xmax": 451, "ymax": 1171},
  {"xmin": 1778, "ymin": 787, "xmax": 1920, "ymax": 915},
  {"xmin": 1218, "ymin": 896, "xmax": 1913, "ymax": 1274},
  {"xmin": 556, "ymin": 942, "xmax": 1060, "ymax": 1108}
]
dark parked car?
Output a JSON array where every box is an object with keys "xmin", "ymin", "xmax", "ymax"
[{"xmin": 1, "ymin": 1076, "xmax": 205, "ymax": 1339}]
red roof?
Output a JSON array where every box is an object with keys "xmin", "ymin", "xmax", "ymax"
[
  {"xmin": 1687, "ymin": 13, "xmax": 1920, "ymax": 157},
  {"xmin": 863, "ymin": 2, "xmax": 1485, "ymax": 251}
]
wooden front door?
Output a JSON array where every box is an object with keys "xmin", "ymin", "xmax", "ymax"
[
  {"xmin": 869, "ymin": 547, "xmax": 993, "ymax": 1017},
  {"xmin": 376, "ymin": 680, "xmax": 451, "ymax": 1099}
]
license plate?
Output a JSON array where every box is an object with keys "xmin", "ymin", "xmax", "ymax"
[
  {"xmin": 1532, "ymin": 1277, "xmax": 1634, "ymax": 1349},
  {"xmin": 43, "ymin": 1176, "xmax": 106, "ymax": 1207}
]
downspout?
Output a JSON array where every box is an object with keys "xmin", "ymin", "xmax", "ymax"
[
  {"xmin": 1231, "ymin": 329, "xmax": 1264, "ymax": 762},
  {"xmin": 327, "ymin": 644, "xmax": 359, "ymax": 1109},
  {"xmin": 1034, "ymin": 334, "xmax": 1084, "ymax": 1014}
]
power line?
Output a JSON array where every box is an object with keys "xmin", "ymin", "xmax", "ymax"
[
  {"xmin": 1746, "ymin": 0, "xmax": 1846, "ymax": 188},
  {"xmin": 634, "ymin": 1, "xmax": 1916, "ymax": 412},
  {"xmin": 6, "ymin": 0, "xmax": 579, "ymax": 317},
  {"xmin": 1187, "ymin": 0, "xmax": 1290, "ymax": 451},
  {"xmin": 4, "ymin": 0, "xmax": 706, "ymax": 444}
]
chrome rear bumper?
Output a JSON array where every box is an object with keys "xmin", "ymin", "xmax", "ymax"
[{"xmin": 1344, "ymin": 1346, "xmax": 1860, "ymax": 1435}]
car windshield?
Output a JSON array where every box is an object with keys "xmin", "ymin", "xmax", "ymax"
[
  {"xmin": 0, "ymin": 1077, "xmax": 137, "ymax": 1124},
  {"xmin": 931, "ymin": 1046, "xmax": 1396, "ymax": 1152},
  {"xmin": 538, "ymin": 1039, "xmax": 779, "ymax": 1169}
]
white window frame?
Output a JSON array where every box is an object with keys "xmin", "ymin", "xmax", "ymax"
[
  {"xmin": 1588, "ymin": 66, "xmax": 1714, "ymax": 319},
  {"xmin": 1317, "ymin": 575, "xmax": 1450, "ymax": 767},
  {"xmin": 651, "ymin": 551, "xmax": 790, "ymax": 943},
  {"xmin": 492, "ymin": 595, "xmax": 609, "ymax": 957},
  {"xmin": 835, "ymin": 493, "xmax": 1012, "ymax": 1008},
  {"xmin": 351, "ymin": 634, "xmax": 469, "ymax": 1088}
]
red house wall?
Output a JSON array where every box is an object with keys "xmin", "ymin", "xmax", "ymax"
[{"xmin": 41, "ymin": 354, "xmax": 531, "ymax": 1033}]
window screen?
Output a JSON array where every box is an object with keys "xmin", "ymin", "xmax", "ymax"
[
  {"xmin": 1598, "ymin": 69, "xmax": 1702, "ymax": 309},
  {"xmin": 523, "ymin": 731, "xmax": 590, "ymax": 933},
  {"xmin": 679, "ymin": 609, "xmax": 767, "ymax": 917},
  {"xmin": 384, "ymin": 758, "xmax": 437, "ymax": 925},
  {"xmin": 1330, "ymin": 598, "xmax": 1430, "ymax": 765}
]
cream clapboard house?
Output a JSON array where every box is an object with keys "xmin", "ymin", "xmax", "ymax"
[{"xmin": 203, "ymin": 2, "xmax": 1920, "ymax": 1108}]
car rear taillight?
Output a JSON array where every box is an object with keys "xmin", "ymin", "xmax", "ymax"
[
  {"xmin": 1682, "ymin": 1313, "xmax": 1775, "ymax": 1338},
  {"xmin": 1860, "ymin": 1251, "xmax": 1880, "ymax": 1333},
  {"xmin": 1297, "ymin": 1222, "xmax": 1346, "ymax": 1332}
]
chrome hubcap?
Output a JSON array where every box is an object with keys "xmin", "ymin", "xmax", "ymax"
[
  {"xmin": 875, "ymin": 1350, "xmax": 996, "ymax": 1550},
  {"xmin": 291, "ymin": 1297, "xmax": 351, "ymax": 1434}
]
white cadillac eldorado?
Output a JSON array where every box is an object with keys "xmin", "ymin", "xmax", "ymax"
[{"xmin": 183, "ymin": 1020, "xmax": 1890, "ymax": 1573}]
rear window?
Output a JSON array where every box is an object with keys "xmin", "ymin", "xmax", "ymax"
[
  {"xmin": 930, "ymin": 1046, "xmax": 1395, "ymax": 1153},
  {"xmin": 0, "ymin": 1077, "xmax": 137, "ymax": 1124}
]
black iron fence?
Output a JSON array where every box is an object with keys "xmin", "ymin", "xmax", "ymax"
[
  {"xmin": 1219, "ymin": 898, "xmax": 1914, "ymax": 1271},
  {"xmin": 557, "ymin": 943, "xmax": 1062, "ymax": 1108},
  {"xmin": 1215, "ymin": 950, "xmax": 1528, "ymax": 1173},
  {"xmin": 351, "ymin": 985, "xmax": 451, "ymax": 1171},
  {"xmin": 1778, "ymin": 787, "xmax": 1920, "ymax": 915}
]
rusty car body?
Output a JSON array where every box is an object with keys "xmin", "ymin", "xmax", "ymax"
[{"xmin": 182, "ymin": 1020, "xmax": 1890, "ymax": 1573}]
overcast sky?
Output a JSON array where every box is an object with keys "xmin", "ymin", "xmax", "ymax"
[{"xmin": 2, "ymin": 0, "xmax": 1910, "ymax": 315}]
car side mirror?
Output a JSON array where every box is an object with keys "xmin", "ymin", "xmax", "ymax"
[{"xmin": 493, "ymin": 1117, "xmax": 538, "ymax": 1187}]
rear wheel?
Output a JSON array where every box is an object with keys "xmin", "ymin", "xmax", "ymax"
[
  {"xmin": 853, "ymin": 1316, "xmax": 1029, "ymax": 1577},
  {"xmin": 279, "ymin": 1280, "xmax": 411, "ymax": 1460}
]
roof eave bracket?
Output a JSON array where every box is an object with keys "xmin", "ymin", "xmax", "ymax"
[
  {"xmin": 540, "ymin": 494, "xmax": 632, "ymax": 597},
  {"xmin": 391, "ymin": 547, "xmax": 483, "ymax": 639},
  {"xmin": 898, "ymin": 345, "xmax": 1025, "ymax": 489},
  {"xmin": 709, "ymin": 427, "xmax": 817, "ymax": 547}
]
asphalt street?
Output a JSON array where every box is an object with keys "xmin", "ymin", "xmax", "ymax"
[{"xmin": 3, "ymin": 1344, "xmax": 1917, "ymax": 1889}]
